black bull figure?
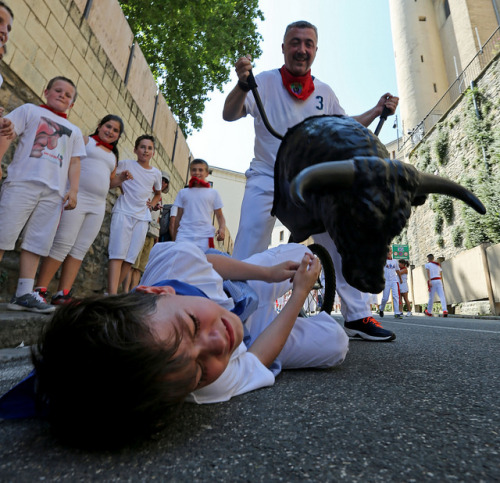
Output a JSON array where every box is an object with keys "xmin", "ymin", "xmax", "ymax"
[{"xmin": 271, "ymin": 115, "xmax": 486, "ymax": 294}]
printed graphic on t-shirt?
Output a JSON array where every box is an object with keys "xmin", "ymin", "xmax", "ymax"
[{"xmin": 30, "ymin": 116, "xmax": 72, "ymax": 166}]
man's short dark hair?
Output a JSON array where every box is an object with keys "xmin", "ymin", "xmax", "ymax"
[
  {"xmin": 0, "ymin": 2, "xmax": 13, "ymax": 20},
  {"xmin": 284, "ymin": 21, "xmax": 318, "ymax": 42},
  {"xmin": 427, "ymin": 254, "xmax": 434, "ymax": 259},
  {"xmin": 32, "ymin": 293, "xmax": 196, "ymax": 448},
  {"xmin": 135, "ymin": 134, "xmax": 155, "ymax": 149}
]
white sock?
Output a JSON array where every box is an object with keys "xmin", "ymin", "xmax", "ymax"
[{"xmin": 16, "ymin": 279, "xmax": 34, "ymax": 297}]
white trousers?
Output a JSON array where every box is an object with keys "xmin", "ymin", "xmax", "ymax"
[
  {"xmin": 428, "ymin": 279, "xmax": 447, "ymax": 311},
  {"xmin": 108, "ymin": 212, "xmax": 148, "ymax": 263},
  {"xmin": 380, "ymin": 280, "xmax": 401, "ymax": 314},
  {"xmin": 232, "ymin": 169, "xmax": 371, "ymax": 322}
]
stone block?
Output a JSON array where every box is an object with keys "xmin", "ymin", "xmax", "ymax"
[
  {"xmin": 29, "ymin": 0, "xmax": 50, "ymax": 25},
  {"xmin": 25, "ymin": 13, "xmax": 57, "ymax": 60},
  {"xmin": 47, "ymin": 14, "xmax": 73, "ymax": 58},
  {"xmin": 47, "ymin": 0, "xmax": 69, "ymax": 29}
]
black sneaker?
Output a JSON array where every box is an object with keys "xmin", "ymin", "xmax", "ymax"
[
  {"xmin": 344, "ymin": 317, "xmax": 396, "ymax": 341},
  {"xmin": 378, "ymin": 310, "xmax": 384, "ymax": 317},
  {"xmin": 7, "ymin": 292, "xmax": 56, "ymax": 314}
]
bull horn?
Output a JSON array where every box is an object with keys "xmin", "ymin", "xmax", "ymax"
[
  {"xmin": 417, "ymin": 173, "xmax": 486, "ymax": 214},
  {"xmin": 290, "ymin": 161, "xmax": 355, "ymax": 204}
]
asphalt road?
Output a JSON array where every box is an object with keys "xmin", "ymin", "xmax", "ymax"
[{"xmin": 0, "ymin": 313, "xmax": 498, "ymax": 482}]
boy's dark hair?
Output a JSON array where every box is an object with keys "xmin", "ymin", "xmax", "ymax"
[
  {"xmin": 32, "ymin": 293, "xmax": 196, "ymax": 448},
  {"xmin": 284, "ymin": 21, "xmax": 318, "ymax": 41},
  {"xmin": 46, "ymin": 76, "xmax": 78, "ymax": 101},
  {"xmin": 0, "ymin": 2, "xmax": 13, "ymax": 20},
  {"xmin": 90, "ymin": 114, "xmax": 124, "ymax": 163},
  {"xmin": 135, "ymin": 134, "xmax": 155, "ymax": 149},
  {"xmin": 190, "ymin": 158, "xmax": 209, "ymax": 170}
]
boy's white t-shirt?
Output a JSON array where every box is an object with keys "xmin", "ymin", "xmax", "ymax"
[
  {"xmin": 4, "ymin": 104, "xmax": 86, "ymax": 197},
  {"xmin": 140, "ymin": 242, "xmax": 275, "ymax": 404},
  {"xmin": 112, "ymin": 159, "xmax": 162, "ymax": 221},
  {"xmin": 173, "ymin": 187, "xmax": 223, "ymax": 238},
  {"xmin": 384, "ymin": 258, "xmax": 400, "ymax": 283}
]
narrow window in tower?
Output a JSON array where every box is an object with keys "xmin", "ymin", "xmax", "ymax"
[
  {"xmin": 421, "ymin": 55, "xmax": 424, "ymax": 62},
  {"xmin": 419, "ymin": 16, "xmax": 427, "ymax": 21},
  {"xmin": 433, "ymin": 83, "xmax": 437, "ymax": 93},
  {"xmin": 279, "ymin": 230, "xmax": 284, "ymax": 241},
  {"xmin": 444, "ymin": 0, "xmax": 451, "ymax": 18}
]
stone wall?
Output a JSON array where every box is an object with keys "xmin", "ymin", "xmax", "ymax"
[
  {"xmin": 403, "ymin": 54, "xmax": 500, "ymax": 267},
  {"xmin": 0, "ymin": 0, "xmax": 210, "ymax": 300}
]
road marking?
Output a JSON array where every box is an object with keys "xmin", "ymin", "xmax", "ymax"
[{"xmin": 387, "ymin": 320, "xmax": 499, "ymax": 334}]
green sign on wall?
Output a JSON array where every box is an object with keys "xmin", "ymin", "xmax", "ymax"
[{"xmin": 392, "ymin": 244, "xmax": 409, "ymax": 260}]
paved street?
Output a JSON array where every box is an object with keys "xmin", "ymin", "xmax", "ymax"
[{"xmin": 0, "ymin": 313, "xmax": 499, "ymax": 482}]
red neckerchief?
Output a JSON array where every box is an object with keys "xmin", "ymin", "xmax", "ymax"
[
  {"xmin": 91, "ymin": 135, "xmax": 114, "ymax": 151},
  {"xmin": 430, "ymin": 261, "xmax": 441, "ymax": 266},
  {"xmin": 188, "ymin": 177, "xmax": 211, "ymax": 188},
  {"xmin": 39, "ymin": 104, "xmax": 68, "ymax": 119},
  {"xmin": 279, "ymin": 65, "xmax": 315, "ymax": 101}
]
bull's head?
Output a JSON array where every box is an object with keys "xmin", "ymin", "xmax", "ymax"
[{"xmin": 271, "ymin": 115, "xmax": 485, "ymax": 293}]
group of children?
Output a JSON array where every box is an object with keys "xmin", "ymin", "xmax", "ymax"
[{"xmin": 0, "ymin": 72, "xmax": 227, "ymax": 312}]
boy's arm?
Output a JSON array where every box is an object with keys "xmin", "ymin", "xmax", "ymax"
[
  {"xmin": 248, "ymin": 254, "xmax": 320, "ymax": 368},
  {"xmin": 63, "ymin": 156, "xmax": 80, "ymax": 210},
  {"xmin": 0, "ymin": 132, "xmax": 16, "ymax": 179},
  {"xmin": 149, "ymin": 189, "xmax": 162, "ymax": 209},
  {"xmin": 109, "ymin": 169, "xmax": 133, "ymax": 188},
  {"xmin": 169, "ymin": 215, "xmax": 176, "ymax": 240},
  {"xmin": 205, "ymin": 253, "xmax": 299, "ymax": 282},
  {"xmin": 173, "ymin": 207, "xmax": 183, "ymax": 238},
  {"xmin": 214, "ymin": 208, "xmax": 226, "ymax": 241}
]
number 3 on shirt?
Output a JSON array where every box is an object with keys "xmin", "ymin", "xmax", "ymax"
[{"xmin": 315, "ymin": 95, "xmax": 324, "ymax": 111}]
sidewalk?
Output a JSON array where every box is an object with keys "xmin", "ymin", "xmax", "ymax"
[{"xmin": 0, "ymin": 303, "xmax": 51, "ymax": 349}]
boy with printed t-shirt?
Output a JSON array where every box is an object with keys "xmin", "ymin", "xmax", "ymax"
[
  {"xmin": 424, "ymin": 254, "xmax": 448, "ymax": 317},
  {"xmin": 173, "ymin": 158, "xmax": 226, "ymax": 251},
  {"xmin": 107, "ymin": 134, "xmax": 162, "ymax": 295},
  {"xmin": 0, "ymin": 76, "xmax": 85, "ymax": 313},
  {"xmin": 379, "ymin": 248, "xmax": 403, "ymax": 319}
]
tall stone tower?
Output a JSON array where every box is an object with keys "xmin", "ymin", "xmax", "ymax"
[{"xmin": 389, "ymin": 0, "xmax": 500, "ymax": 139}]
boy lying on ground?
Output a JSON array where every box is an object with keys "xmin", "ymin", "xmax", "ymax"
[{"xmin": 1, "ymin": 242, "xmax": 349, "ymax": 448}]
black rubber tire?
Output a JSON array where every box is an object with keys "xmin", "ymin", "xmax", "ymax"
[{"xmin": 301, "ymin": 243, "xmax": 335, "ymax": 316}]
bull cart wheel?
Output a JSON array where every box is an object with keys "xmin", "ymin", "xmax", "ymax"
[{"xmin": 300, "ymin": 243, "xmax": 335, "ymax": 316}]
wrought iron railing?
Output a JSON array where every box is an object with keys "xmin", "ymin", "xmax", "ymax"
[{"xmin": 398, "ymin": 25, "xmax": 500, "ymax": 153}]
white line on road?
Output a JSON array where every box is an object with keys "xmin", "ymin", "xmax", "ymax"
[{"xmin": 387, "ymin": 320, "xmax": 499, "ymax": 334}]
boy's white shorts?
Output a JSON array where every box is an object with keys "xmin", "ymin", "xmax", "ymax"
[
  {"xmin": 108, "ymin": 212, "xmax": 148, "ymax": 263},
  {"xmin": 0, "ymin": 180, "xmax": 63, "ymax": 256}
]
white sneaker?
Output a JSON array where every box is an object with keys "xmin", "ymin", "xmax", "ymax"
[{"xmin": 406, "ymin": 311, "xmax": 412, "ymax": 317}]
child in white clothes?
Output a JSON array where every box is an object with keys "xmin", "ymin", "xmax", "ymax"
[
  {"xmin": 173, "ymin": 158, "xmax": 226, "ymax": 251},
  {"xmin": 379, "ymin": 248, "xmax": 403, "ymax": 319},
  {"xmin": 398, "ymin": 259, "xmax": 412, "ymax": 316},
  {"xmin": 35, "ymin": 114, "xmax": 129, "ymax": 304},
  {"xmin": 424, "ymin": 254, "xmax": 448, "ymax": 317},
  {"xmin": 22, "ymin": 241, "xmax": 348, "ymax": 447},
  {"xmin": 0, "ymin": 76, "xmax": 86, "ymax": 313},
  {"xmin": 107, "ymin": 134, "xmax": 162, "ymax": 294}
]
